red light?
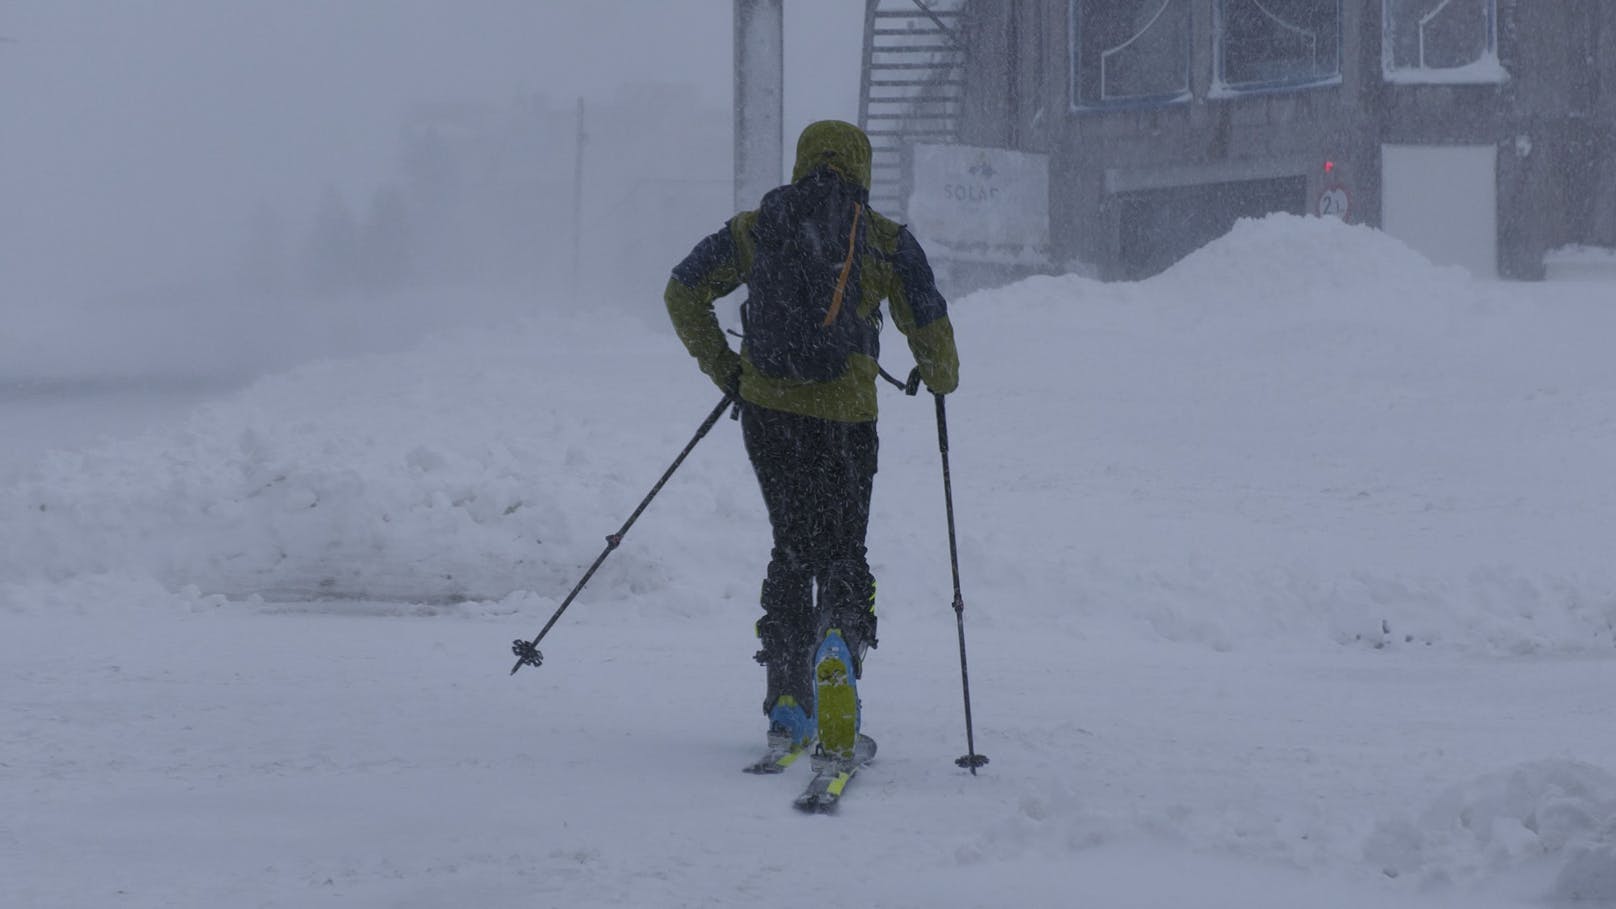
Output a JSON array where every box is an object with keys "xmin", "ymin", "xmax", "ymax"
[{"xmin": 1324, "ymin": 160, "xmax": 1336, "ymax": 173}]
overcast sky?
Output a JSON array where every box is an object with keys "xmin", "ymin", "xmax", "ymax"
[{"xmin": 1, "ymin": 1, "xmax": 864, "ymax": 305}]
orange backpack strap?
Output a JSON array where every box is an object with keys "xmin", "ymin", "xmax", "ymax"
[{"xmin": 822, "ymin": 201, "xmax": 864, "ymax": 328}]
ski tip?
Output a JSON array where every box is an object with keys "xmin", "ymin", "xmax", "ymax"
[
  {"xmin": 792, "ymin": 790, "xmax": 841, "ymax": 814},
  {"xmin": 744, "ymin": 745, "xmax": 807, "ymax": 775}
]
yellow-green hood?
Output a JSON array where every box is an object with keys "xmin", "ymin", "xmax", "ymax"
[{"xmin": 791, "ymin": 120, "xmax": 872, "ymax": 191}]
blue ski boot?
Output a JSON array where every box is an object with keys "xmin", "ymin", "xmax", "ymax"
[
  {"xmin": 813, "ymin": 629, "xmax": 861, "ymax": 762},
  {"xmin": 767, "ymin": 695, "xmax": 816, "ymax": 750}
]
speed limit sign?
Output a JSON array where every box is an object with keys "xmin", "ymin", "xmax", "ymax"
[{"xmin": 1317, "ymin": 185, "xmax": 1351, "ymax": 220}]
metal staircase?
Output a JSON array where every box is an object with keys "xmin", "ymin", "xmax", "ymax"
[{"xmin": 858, "ymin": 0, "xmax": 969, "ymax": 220}]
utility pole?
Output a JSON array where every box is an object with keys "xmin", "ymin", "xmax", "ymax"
[
  {"xmin": 733, "ymin": 0, "xmax": 784, "ymax": 210},
  {"xmin": 570, "ymin": 96, "xmax": 586, "ymax": 301}
]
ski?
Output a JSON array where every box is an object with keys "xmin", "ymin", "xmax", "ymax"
[
  {"xmin": 792, "ymin": 763, "xmax": 860, "ymax": 813},
  {"xmin": 793, "ymin": 735, "xmax": 876, "ymax": 813},
  {"xmin": 742, "ymin": 742, "xmax": 808, "ymax": 775}
]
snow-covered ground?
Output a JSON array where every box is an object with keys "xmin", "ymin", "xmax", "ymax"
[{"xmin": 7, "ymin": 215, "xmax": 1616, "ymax": 907}]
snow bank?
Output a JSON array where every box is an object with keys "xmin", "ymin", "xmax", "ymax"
[
  {"xmin": 1367, "ymin": 760, "xmax": 1616, "ymax": 896},
  {"xmin": 944, "ymin": 214, "xmax": 1616, "ymax": 654},
  {"xmin": 0, "ymin": 308, "xmax": 747, "ymax": 610},
  {"xmin": 5, "ymin": 214, "xmax": 1616, "ymax": 656}
]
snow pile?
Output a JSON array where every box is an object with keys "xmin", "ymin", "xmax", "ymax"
[
  {"xmin": 1366, "ymin": 760, "xmax": 1616, "ymax": 897},
  {"xmin": 1164, "ymin": 211, "xmax": 1462, "ymax": 296},
  {"xmin": 0, "ymin": 309, "xmax": 751, "ymax": 609},
  {"xmin": 5, "ymin": 214, "xmax": 1616, "ymax": 656},
  {"xmin": 3, "ymin": 339, "xmax": 549, "ymax": 601},
  {"xmin": 944, "ymin": 214, "xmax": 1616, "ymax": 654}
]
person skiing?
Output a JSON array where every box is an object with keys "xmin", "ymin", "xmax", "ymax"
[{"xmin": 664, "ymin": 120, "xmax": 959, "ymax": 764}]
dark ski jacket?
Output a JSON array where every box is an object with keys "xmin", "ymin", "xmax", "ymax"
[{"xmin": 665, "ymin": 120, "xmax": 959, "ymax": 423}]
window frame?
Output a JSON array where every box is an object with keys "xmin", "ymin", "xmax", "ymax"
[
  {"xmin": 1381, "ymin": 0, "xmax": 1505, "ymax": 84},
  {"xmin": 1068, "ymin": 0, "xmax": 1194, "ymax": 112},
  {"xmin": 1212, "ymin": 0, "xmax": 1344, "ymax": 96}
]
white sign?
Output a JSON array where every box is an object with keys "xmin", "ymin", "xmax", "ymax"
[
  {"xmin": 907, "ymin": 144, "xmax": 1050, "ymax": 264},
  {"xmin": 1317, "ymin": 185, "xmax": 1351, "ymax": 220}
]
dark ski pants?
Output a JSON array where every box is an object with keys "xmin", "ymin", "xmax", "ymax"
[{"xmin": 741, "ymin": 402, "xmax": 878, "ymax": 710}]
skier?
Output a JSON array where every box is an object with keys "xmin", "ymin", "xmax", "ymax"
[{"xmin": 664, "ymin": 120, "xmax": 959, "ymax": 764}]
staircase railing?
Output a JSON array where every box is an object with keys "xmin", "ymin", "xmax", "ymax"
[{"xmin": 858, "ymin": 0, "xmax": 969, "ymax": 220}]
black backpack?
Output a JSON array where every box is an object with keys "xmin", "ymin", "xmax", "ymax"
[{"xmin": 742, "ymin": 167, "xmax": 880, "ymax": 382}]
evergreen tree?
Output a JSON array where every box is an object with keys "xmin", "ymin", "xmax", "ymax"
[
  {"xmin": 359, "ymin": 184, "xmax": 412, "ymax": 295},
  {"xmin": 238, "ymin": 202, "xmax": 289, "ymax": 298},
  {"xmin": 303, "ymin": 185, "xmax": 360, "ymax": 295}
]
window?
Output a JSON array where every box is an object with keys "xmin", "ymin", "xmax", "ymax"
[
  {"xmin": 1070, "ymin": 0, "xmax": 1191, "ymax": 107},
  {"xmin": 1384, "ymin": 0, "xmax": 1504, "ymax": 83},
  {"xmin": 1216, "ymin": 0, "xmax": 1341, "ymax": 91}
]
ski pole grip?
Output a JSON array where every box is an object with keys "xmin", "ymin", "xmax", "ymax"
[{"xmin": 904, "ymin": 366, "xmax": 922, "ymax": 397}]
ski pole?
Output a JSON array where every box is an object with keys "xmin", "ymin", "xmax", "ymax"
[
  {"xmin": 510, "ymin": 394, "xmax": 732, "ymax": 675},
  {"xmin": 905, "ymin": 370, "xmax": 988, "ymax": 774},
  {"xmin": 934, "ymin": 393, "xmax": 989, "ymax": 774}
]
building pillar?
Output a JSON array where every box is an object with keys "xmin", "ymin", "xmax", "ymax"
[{"xmin": 734, "ymin": 0, "xmax": 784, "ymax": 210}]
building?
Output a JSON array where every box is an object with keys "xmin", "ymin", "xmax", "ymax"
[{"xmin": 867, "ymin": 1, "xmax": 1616, "ymax": 280}]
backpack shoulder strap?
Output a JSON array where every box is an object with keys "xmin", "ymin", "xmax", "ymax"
[{"xmin": 822, "ymin": 201, "xmax": 864, "ymax": 327}]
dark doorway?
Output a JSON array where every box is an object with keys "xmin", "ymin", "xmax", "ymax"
[{"xmin": 1117, "ymin": 175, "xmax": 1308, "ymax": 279}]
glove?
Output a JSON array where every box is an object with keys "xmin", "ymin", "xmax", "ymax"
[
  {"xmin": 708, "ymin": 350, "xmax": 742, "ymax": 400},
  {"xmin": 921, "ymin": 362, "xmax": 957, "ymax": 396},
  {"xmin": 904, "ymin": 366, "xmax": 955, "ymax": 397}
]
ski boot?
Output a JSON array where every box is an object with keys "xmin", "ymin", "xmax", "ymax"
[
  {"xmin": 813, "ymin": 629, "xmax": 867, "ymax": 766},
  {"xmin": 754, "ymin": 612, "xmax": 817, "ymax": 752},
  {"xmin": 766, "ymin": 695, "xmax": 815, "ymax": 751}
]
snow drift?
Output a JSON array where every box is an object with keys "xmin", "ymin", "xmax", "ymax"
[{"xmin": 7, "ymin": 214, "xmax": 1613, "ymax": 656}]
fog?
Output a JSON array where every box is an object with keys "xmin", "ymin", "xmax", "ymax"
[{"xmin": 1, "ymin": 1, "xmax": 863, "ymax": 382}]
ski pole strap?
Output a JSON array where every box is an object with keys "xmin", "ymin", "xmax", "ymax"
[{"xmin": 876, "ymin": 365, "xmax": 924, "ymax": 396}]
